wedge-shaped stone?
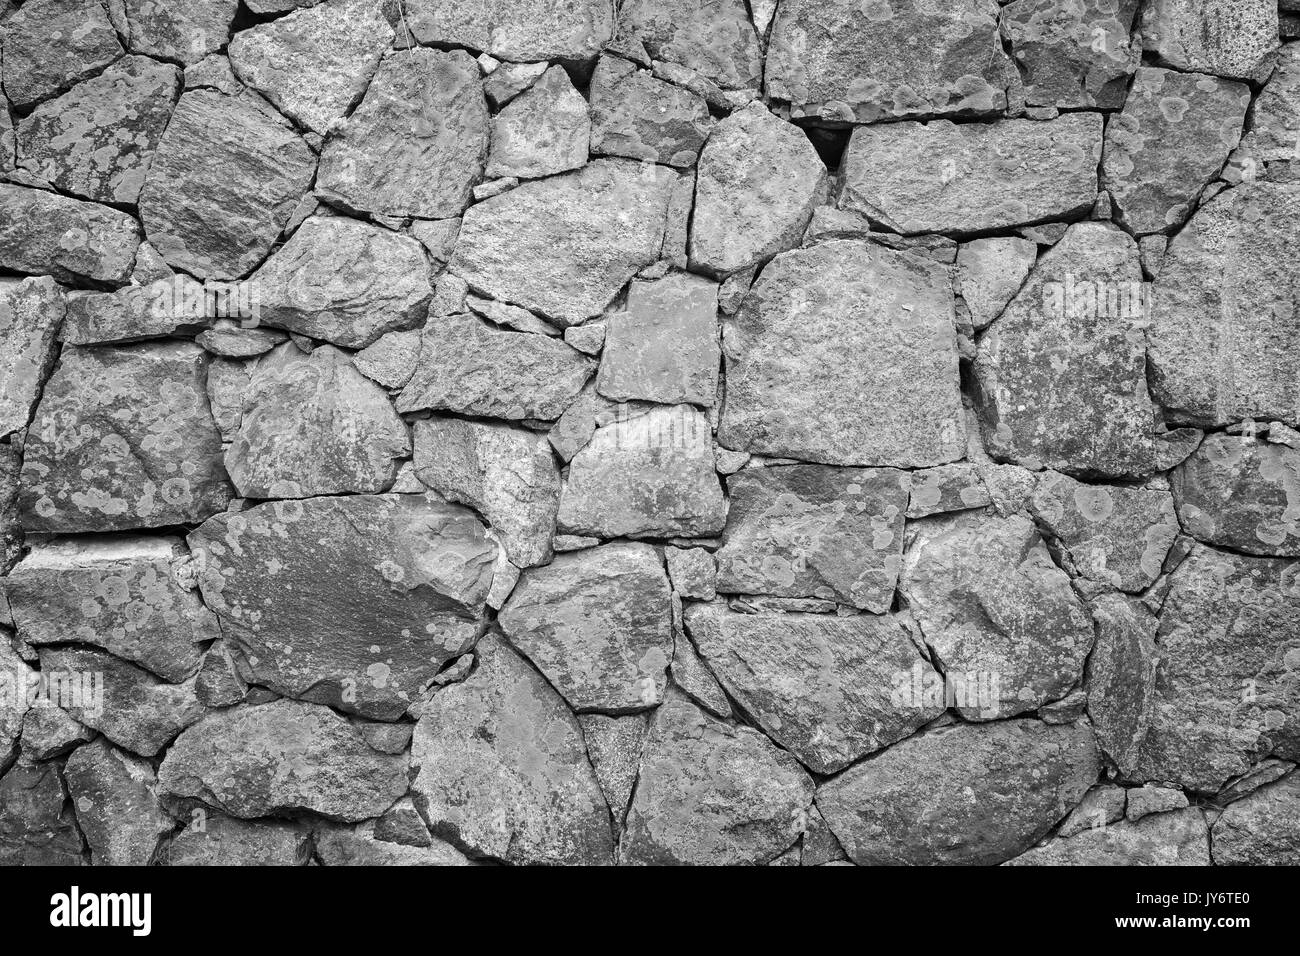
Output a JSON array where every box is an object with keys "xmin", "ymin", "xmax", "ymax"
[
  {"xmin": 1, "ymin": 0, "xmax": 123, "ymax": 109},
  {"xmin": 353, "ymin": 330, "xmax": 420, "ymax": 390},
  {"xmin": 558, "ymin": 404, "xmax": 727, "ymax": 538},
  {"xmin": 450, "ymin": 158, "xmax": 677, "ymax": 325},
  {"xmin": 1143, "ymin": 0, "xmax": 1278, "ymax": 81},
  {"xmin": 0, "ymin": 760, "xmax": 84, "ymax": 865},
  {"xmin": 315, "ymin": 821, "xmax": 471, "ymax": 866},
  {"xmin": 159, "ymin": 699, "xmax": 408, "ymax": 821},
  {"xmin": 499, "ymin": 542, "xmax": 673, "ymax": 712},
  {"xmin": 139, "ymin": 91, "xmax": 314, "ymax": 280},
  {"xmin": 61, "ymin": 277, "xmax": 209, "ymax": 346},
  {"xmin": 0, "ymin": 277, "xmax": 64, "ymax": 438},
  {"xmin": 588, "ymin": 56, "xmax": 713, "ymax": 167},
  {"xmin": 16, "ymin": 55, "xmax": 181, "ymax": 205},
  {"xmin": 840, "ymin": 115, "xmax": 1102, "ymax": 235},
  {"xmin": 317, "ymin": 49, "xmax": 488, "ymax": 220},
  {"xmin": 20, "ymin": 342, "xmax": 232, "ymax": 532},
  {"xmin": 225, "ymin": 344, "xmax": 409, "ymax": 499},
  {"xmin": 767, "ymin": 0, "xmax": 1016, "ymax": 123},
  {"xmin": 413, "ymin": 417, "xmax": 559, "ymax": 568},
  {"xmin": 410, "ymin": 634, "xmax": 614, "ymax": 865},
  {"xmin": 2, "ymin": 536, "xmax": 218, "ymax": 681},
  {"xmin": 621, "ymin": 692, "xmax": 814, "ymax": 865},
  {"xmin": 0, "ymin": 183, "xmax": 141, "ymax": 284},
  {"xmin": 1, "ymin": 641, "xmax": 33, "ymax": 765},
  {"xmin": 1086, "ymin": 593, "xmax": 1158, "ymax": 776},
  {"xmin": 64, "ymin": 738, "xmax": 172, "ymax": 866},
  {"xmin": 1213, "ymin": 772, "xmax": 1300, "ymax": 865},
  {"xmin": 579, "ymin": 713, "xmax": 647, "ymax": 818},
  {"xmin": 907, "ymin": 462, "xmax": 992, "ymax": 518},
  {"xmin": 1174, "ymin": 434, "xmax": 1300, "ymax": 557},
  {"xmin": 399, "ymin": 0, "xmax": 613, "ymax": 61},
  {"xmin": 120, "ymin": 0, "xmax": 239, "ymax": 66},
  {"xmin": 397, "ymin": 314, "xmax": 594, "ymax": 421},
  {"xmin": 1002, "ymin": 0, "xmax": 1142, "ymax": 108},
  {"xmin": 189, "ymin": 494, "xmax": 495, "ymax": 719},
  {"xmin": 956, "ymin": 237, "xmax": 1038, "ymax": 331},
  {"xmin": 1148, "ymin": 182, "xmax": 1300, "ymax": 427},
  {"xmin": 616, "ymin": 0, "xmax": 761, "ymax": 93},
  {"xmin": 818, "ymin": 718, "xmax": 1100, "ymax": 865},
  {"xmin": 901, "ymin": 512, "xmax": 1094, "ymax": 720},
  {"xmin": 1235, "ymin": 42, "xmax": 1300, "ymax": 167},
  {"xmin": 719, "ymin": 240, "xmax": 964, "ymax": 468},
  {"xmin": 486, "ymin": 65, "xmax": 589, "ymax": 180},
  {"xmin": 1006, "ymin": 807, "xmax": 1210, "ymax": 865},
  {"xmin": 685, "ymin": 604, "xmax": 945, "ymax": 774}
]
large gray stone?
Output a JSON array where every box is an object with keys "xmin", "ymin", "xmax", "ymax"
[
  {"xmin": 1002, "ymin": 0, "xmax": 1142, "ymax": 109},
  {"xmin": 64, "ymin": 738, "xmax": 172, "ymax": 866},
  {"xmin": 1213, "ymin": 772, "xmax": 1300, "ymax": 865},
  {"xmin": 61, "ymin": 277, "xmax": 209, "ymax": 346},
  {"xmin": 0, "ymin": 183, "xmax": 141, "ymax": 284},
  {"xmin": 485, "ymin": 65, "xmax": 588, "ymax": 180},
  {"xmin": 1143, "ymin": 0, "xmax": 1278, "ymax": 80},
  {"xmin": 1234, "ymin": 42, "xmax": 1300, "ymax": 168},
  {"xmin": 1086, "ymin": 593, "xmax": 1159, "ymax": 777},
  {"xmin": 616, "ymin": 0, "xmax": 761, "ymax": 93},
  {"xmin": 0, "ymin": 277, "xmax": 64, "ymax": 439},
  {"xmin": 1, "ymin": 0, "xmax": 123, "ymax": 109},
  {"xmin": 120, "ymin": 0, "xmax": 239, "ymax": 66},
  {"xmin": 0, "ymin": 759, "xmax": 84, "ymax": 865},
  {"xmin": 398, "ymin": 0, "xmax": 614, "ymax": 62},
  {"xmin": 1007, "ymin": 807, "xmax": 1210, "ymax": 865},
  {"xmin": 588, "ymin": 55, "xmax": 713, "ymax": 168},
  {"xmin": 161, "ymin": 813, "xmax": 309, "ymax": 866}
]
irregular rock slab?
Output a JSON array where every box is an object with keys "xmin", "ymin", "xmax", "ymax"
[
  {"xmin": 685, "ymin": 603, "xmax": 944, "ymax": 774},
  {"xmin": 411, "ymin": 634, "xmax": 614, "ymax": 865},
  {"xmin": 766, "ymin": 0, "xmax": 1016, "ymax": 123},
  {"xmin": 397, "ymin": 314, "xmax": 594, "ymax": 421},
  {"xmin": 1086, "ymin": 593, "xmax": 1159, "ymax": 776},
  {"xmin": 121, "ymin": 0, "xmax": 238, "ymax": 66},
  {"xmin": 61, "ymin": 277, "xmax": 209, "ymax": 346},
  {"xmin": 840, "ymin": 115, "xmax": 1102, "ymax": 235},
  {"xmin": 413, "ymin": 417, "xmax": 559, "ymax": 568},
  {"xmin": 39, "ymin": 647, "xmax": 202, "ymax": 757},
  {"xmin": 317, "ymin": 49, "xmax": 488, "ymax": 220},
  {"xmin": 227, "ymin": 0, "xmax": 392, "ymax": 136},
  {"xmin": 1031, "ymin": 471, "xmax": 1179, "ymax": 592},
  {"xmin": 1213, "ymin": 772, "xmax": 1300, "ymax": 865},
  {"xmin": 1148, "ymin": 182, "xmax": 1300, "ymax": 427},
  {"xmin": 0, "ymin": 760, "xmax": 84, "ymax": 865},
  {"xmin": 399, "ymin": 0, "xmax": 613, "ymax": 61},
  {"xmin": 250, "ymin": 216, "xmax": 431, "ymax": 349},
  {"xmin": 0, "ymin": 183, "xmax": 141, "ymax": 284},
  {"xmin": 558, "ymin": 404, "xmax": 727, "ymax": 538},
  {"xmin": 195, "ymin": 321, "xmax": 285, "ymax": 359},
  {"xmin": 1002, "ymin": 0, "xmax": 1142, "ymax": 108},
  {"xmin": 622, "ymin": 693, "xmax": 813, "ymax": 865},
  {"xmin": 226, "ymin": 344, "xmax": 409, "ymax": 498},
  {"xmin": 901, "ymin": 512, "xmax": 1094, "ymax": 720},
  {"xmin": 718, "ymin": 464, "xmax": 909, "ymax": 611},
  {"xmin": 20, "ymin": 342, "xmax": 232, "ymax": 532},
  {"xmin": 1143, "ymin": 0, "xmax": 1278, "ymax": 81},
  {"xmin": 486, "ymin": 65, "xmax": 588, "ymax": 180},
  {"xmin": 353, "ymin": 330, "xmax": 421, "ymax": 390},
  {"xmin": 597, "ymin": 273, "xmax": 719, "ymax": 406},
  {"xmin": 21, "ymin": 706, "xmax": 95, "ymax": 762},
  {"xmin": 616, "ymin": 0, "xmax": 761, "ymax": 93},
  {"xmin": 818, "ymin": 719, "xmax": 1099, "ymax": 865},
  {"xmin": 719, "ymin": 240, "xmax": 964, "ymax": 468},
  {"xmin": 450, "ymin": 158, "xmax": 677, "ymax": 325},
  {"xmin": 1173, "ymin": 433, "xmax": 1300, "ymax": 557},
  {"xmin": 500, "ymin": 542, "xmax": 673, "ymax": 712},
  {"xmin": 0, "ymin": 446, "xmax": 19, "ymax": 573},
  {"xmin": 162, "ymin": 813, "xmax": 309, "ymax": 866},
  {"xmin": 1058, "ymin": 784, "xmax": 1128, "ymax": 838},
  {"xmin": 907, "ymin": 463, "xmax": 992, "ymax": 518},
  {"xmin": 666, "ymin": 547, "xmax": 715, "ymax": 600},
  {"xmin": 64, "ymin": 739, "xmax": 171, "ymax": 866},
  {"xmin": 1235, "ymin": 42, "xmax": 1300, "ymax": 167},
  {"xmin": 16, "ymin": 55, "xmax": 181, "ymax": 206},
  {"xmin": 578, "ymin": 713, "xmax": 646, "ymax": 817},
  {"xmin": 189, "ymin": 494, "xmax": 495, "ymax": 719},
  {"xmin": 2, "ymin": 536, "xmax": 218, "ymax": 681},
  {"xmin": 1127, "ymin": 785, "xmax": 1188, "ymax": 821},
  {"xmin": 1, "ymin": 641, "xmax": 33, "ymax": 764},
  {"xmin": 484, "ymin": 62, "xmax": 548, "ymax": 108},
  {"xmin": 159, "ymin": 700, "xmax": 408, "ymax": 821},
  {"xmin": 956, "ymin": 237, "xmax": 1038, "ymax": 331},
  {"xmin": 315, "ymin": 821, "xmax": 471, "ymax": 866},
  {"xmin": 1, "ymin": 0, "xmax": 123, "ymax": 109},
  {"xmin": 0, "ymin": 277, "xmax": 64, "ymax": 438},
  {"xmin": 1103, "ymin": 67, "xmax": 1249, "ymax": 235},
  {"xmin": 588, "ymin": 56, "xmax": 713, "ymax": 167},
  {"xmin": 975, "ymin": 223, "xmax": 1166, "ymax": 478},
  {"xmin": 1007, "ymin": 807, "xmax": 1210, "ymax": 865},
  {"xmin": 1131, "ymin": 546, "xmax": 1300, "ymax": 792},
  {"xmin": 690, "ymin": 103, "xmax": 826, "ymax": 278},
  {"xmin": 139, "ymin": 90, "xmax": 314, "ymax": 280}
]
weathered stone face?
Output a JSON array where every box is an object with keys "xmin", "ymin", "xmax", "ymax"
[
  {"xmin": 486, "ymin": 65, "xmax": 589, "ymax": 180},
  {"xmin": 766, "ymin": 0, "xmax": 1016, "ymax": 123},
  {"xmin": 719, "ymin": 240, "xmax": 965, "ymax": 468},
  {"xmin": 589, "ymin": 56, "xmax": 714, "ymax": 168},
  {"xmin": 1235, "ymin": 42, "xmax": 1300, "ymax": 167},
  {"xmin": 189, "ymin": 494, "xmax": 496, "ymax": 719},
  {"xmin": 616, "ymin": 0, "xmax": 761, "ymax": 93},
  {"xmin": 0, "ymin": 183, "xmax": 142, "ymax": 284},
  {"xmin": 1143, "ymin": 0, "xmax": 1278, "ymax": 81},
  {"xmin": 956, "ymin": 237, "xmax": 1038, "ymax": 331},
  {"xmin": 1212, "ymin": 772, "xmax": 1300, "ymax": 865},
  {"xmin": 1002, "ymin": 0, "xmax": 1141, "ymax": 109},
  {"xmin": 64, "ymin": 738, "xmax": 172, "ymax": 866},
  {"xmin": 162, "ymin": 813, "xmax": 310, "ymax": 866},
  {"xmin": 399, "ymin": 0, "xmax": 614, "ymax": 62},
  {"xmin": 1, "ymin": 0, "xmax": 123, "ymax": 110},
  {"xmin": 1006, "ymin": 807, "xmax": 1211, "ymax": 865},
  {"xmin": 0, "ymin": 277, "xmax": 65, "ymax": 439},
  {"xmin": 19, "ymin": 343, "xmax": 233, "ymax": 532},
  {"xmin": 120, "ymin": 0, "xmax": 239, "ymax": 66}
]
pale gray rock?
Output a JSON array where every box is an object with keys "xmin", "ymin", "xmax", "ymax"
[
  {"xmin": 564, "ymin": 322, "xmax": 606, "ymax": 356},
  {"xmin": 690, "ymin": 103, "xmax": 826, "ymax": 278},
  {"xmin": 0, "ymin": 446, "xmax": 19, "ymax": 572},
  {"xmin": 1, "ymin": 0, "xmax": 123, "ymax": 109},
  {"xmin": 449, "ymin": 158, "xmax": 677, "ymax": 325},
  {"xmin": 686, "ymin": 603, "xmax": 945, "ymax": 774},
  {"xmin": 195, "ymin": 321, "xmax": 286, "ymax": 359},
  {"xmin": 120, "ymin": 0, "xmax": 238, "ymax": 66},
  {"xmin": 719, "ymin": 240, "xmax": 965, "ymax": 468},
  {"xmin": 666, "ymin": 547, "xmax": 715, "ymax": 601},
  {"xmin": 0, "ymin": 183, "xmax": 141, "ymax": 284},
  {"xmin": 162, "ymin": 813, "xmax": 309, "ymax": 866},
  {"xmin": 0, "ymin": 759, "xmax": 83, "ymax": 865},
  {"xmin": 316, "ymin": 49, "xmax": 489, "ymax": 220},
  {"xmin": 901, "ymin": 511, "xmax": 1095, "ymax": 720},
  {"xmin": 1213, "ymin": 772, "xmax": 1300, "ymax": 864},
  {"xmin": 616, "ymin": 0, "xmax": 761, "ymax": 93},
  {"xmin": 840, "ymin": 115, "xmax": 1102, "ymax": 235},
  {"xmin": 399, "ymin": 0, "xmax": 613, "ymax": 61},
  {"xmin": 956, "ymin": 237, "xmax": 1038, "ymax": 331},
  {"xmin": 1002, "ymin": 0, "xmax": 1142, "ymax": 108},
  {"xmin": 315, "ymin": 820, "xmax": 471, "ymax": 865},
  {"xmin": 20, "ymin": 706, "xmax": 95, "ymax": 762},
  {"xmin": 906, "ymin": 463, "xmax": 992, "ymax": 519},
  {"xmin": 484, "ymin": 62, "xmax": 548, "ymax": 108},
  {"xmin": 181, "ymin": 52, "xmax": 243, "ymax": 96},
  {"xmin": 558, "ymin": 404, "xmax": 727, "ymax": 539},
  {"xmin": 1086, "ymin": 593, "xmax": 1159, "ymax": 777},
  {"xmin": 1126, "ymin": 785, "xmax": 1189, "ymax": 821},
  {"xmin": 578, "ymin": 712, "xmax": 648, "ymax": 818},
  {"xmin": 1, "ymin": 640, "xmax": 33, "ymax": 765},
  {"xmin": 0, "ymin": 277, "xmax": 64, "ymax": 439},
  {"xmin": 486, "ymin": 65, "xmax": 588, "ymax": 180},
  {"xmin": 353, "ymin": 330, "xmax": 421, "ymax": 390},
  {"xmin": 246, "ymin": 0, "xmax": 326, "ymax": 11},
  {"xmin": 547, "ymin": 384, "xmax": 654, "ymax": 462},
  {"xmin": 413, "ymin": 417, "xmax": 560, "ymax": 568},
  {"xmin": 65, "ymin": 739, "xmax": 172, "ymax": 866},
  {"xmin": 818, "ymin": 719, "xmax": 1100, "ymax": 865},
  {"xmin": 206, "ymin": 357, "xmax": 250, "ymax": 442},
  {"xmin": 466, "ymin": 295, "xmax": 560, "ymax": 336},
  {"xmin": 1007, "ymin": 807, "xmax": 1210, "ymax": 865},
  {"xmin": 139, "ymin": 90, "xmax": 315, "ymax": 280},
  {"xmin": 189, "ymin": 494, "xmax": 496, "ymax": 720},
  {"xmin": 160, "ymin": 699, "xmax": 409, "ymax": 821},
  {"xmin": 499, "ymin": 542, "xmax": 673, "ymax": 712},
  {"xmin": 61, "ymin": 277, "xmax": 209, "ymax": 346},
  {"xmin": 410, "ymin": 218, "xmax": 461, "ymax": 272},
  {"xmin": 1058, "ymin": 784, "xmax": 1127, "ymax": 838},
  {"xmin": 16, "ymin": 55, "xmax": 181, "ymax": 205},
  {"xmin": 716, "ymin": 464, "xmax": 909, "ymax": 612},
  {"xmin": 1143, "ymin": 0, "xmax": 1278, "ymax": 80},
  {"xmin": 195, "ymin": 641, "xmax": 248, "ymax": 709},
  {"xmin": 588, "ymin": 55, "xmax": 714, "ymax": 167},
  {"xmin": 621, "ymin": 692, "xmax": 813, "ymax": 866},
  {"xmin": 410, "ymin": 634, "xmax": 614, "ymax": 865},
  {"xmin": 670, "ymin": 629, "xmax": 731, "ymax": 719},
  {"xmin": 1234, "ymin": 43, "xmax": 1300, "ymax": 168},
  {"xmin": 19, "ymin": 343, "xmax": 232, "ymax": 532}
]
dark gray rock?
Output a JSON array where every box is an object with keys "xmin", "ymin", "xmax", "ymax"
[
  {"xmin": 120, "ymin": 0, "xmax": 238, "ymax": 66},
  {"xmin": 1, "ymin": 0, "xmax": 123, "ymax": 109},
  {"xmin": 0, "ymin": 183, "xmax": 141, "ymax": 284},
  {"xmin": 162, "ymin": 813, "xmax": 309, "ymax": 865},
  {"xmin": 64, "ymin": 738, "xmax": 172, "ymax": 866},
  {"xmin": 0, "ymin": 759, "xmax": 84, "ymax": 865},
  {"xmin": 1002, "ymin": 0, "xmax": 1141, "ymax": 108},
  {"xmin": 1006, "ymin": 807, "xmax": 1210, "ymax": 865},
  {"xmin": 1213, "ymin": 772, "xmax": 1300, "ymax": 864},
  {"xmin": 0, "ymin": 276, "xmax": 64, "ymax": 439}
]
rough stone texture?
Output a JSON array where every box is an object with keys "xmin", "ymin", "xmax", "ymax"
[
  {"xmin": 353, "ymin": 330, "xmax": 421, "ymax": 390},
  {"xmin": 589, "ymin": 56, "xmax": 713, "ymax": 167},
  {"xmin": 1102, "ymin": 67, "xmax": 1250, "ymax": 235},
  {"xmin": 120, "ymin": 0, "xmax": 239, "ymax": 66},
  {"xmin": 616, "ymin": 0, "xmax": 761, "ymax": 94},
  {"xmin": 1002, "ymin": 0, "xmax": 1142, "ymax": 109},
  {"xmin": 956, "ymin": 237, "xmax": 1038, "ymax": 331},
  {"xmin": 1143, "ymin": 0, "xmax": 1278, "ymax": 81},
  {"xmin": 0, "ymin": 183, "xmax": 142, "ymax": 284},
  {"xmin": 0, "ymin": 759, "xmax": 84, "ymax": 865},
  {"xmin": 907, "ymin": 463, "xmax": 992, "ymax": 518},
  {"xmin": 1213, "ymin": 772, "xmax": 1300, "ymax": 864},
  {"xmin": 1007, "ymin": 807, "xmax": 1211, "ymax": 865},
  {"xmin": 500, "ymin": 542, "xmax": 672, "ymax": 713},
  {"xmin": 162, "ymin": 813, "xmax": 310, "ymax": 866},
  {"xmin": 410, "ymin": 634, "xmax": 614, "ymax": 865},
  {"xmin": 1, "ymin": 0, "xmax": 123, "ymax": 110},
  {"xmin": 486, "ymin": 65, "xmax": 589, "ymax": 180},
  {"xmin": 399, "ymin": 0, "xmax": 614, "ymax": 62},
  {"xmin": 315, "ymin": 820, "xmax": 471, "ymax": 866},
  {"xmin": 766, "ymin": 0, "xmax": 1016, "ymax": 123},
  {"xmin": 690, "ymin": 103, "xmax": 826, "ymax": 279},
  {"xmin": 64, "ymin": 739, "xmax": 172, "ymax": 866},
  {"xmin": 719, "ymin": 240, "xmax": 965, "ymax": 468},
  {"xmin": 0, "ymin": 277, "xmax": 64, "ymax": 439},
  {"xmin": 840, "ymin": 115, "xmax": 1102, "ymax": 235},
  {"xmin": 62, "ymin": 278, "xmax": 209, "ymax": 346},
  {"xmin": 139, "ymin": 91, "xmax": 315, "ymax": 280},
  {"xmin": 1234, "ymin": 42, "xmax": 1300, "ymax": 168},
  {"xmin": 578, "ymin": 712, "xmax": 647, "ymax": 817},
  {"xmin": 818, "ymin": 719, "xmax": 1100, "ymax": 865}
]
